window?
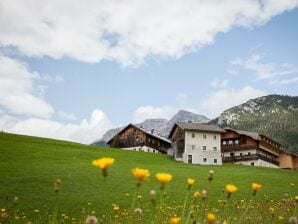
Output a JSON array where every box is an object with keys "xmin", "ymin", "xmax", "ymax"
[
  {"xmin": 248, "ymin": 152, "xmax": 251, "ymax": 156},
  {"xmin": 230, "ymin": 152, "xmax": 234, "ymax": 157},
  {"xmin": 228, "ymin": 140, "xmax": 233, "ymax": 144},
  {"xmin": 192, "ymin": 133, "xmax": 195, "ymax": 138},
  {"xmin": 240, "ymin": 153, "xmax": 243, "ymax": 157},
  {"xmin": 203, "ymin": 158, "xmax": 207, "ymax": 163},
  {"xmin": 203, "ymin": 146, "xmax": 206, "ymax": 151},
  {"xmin": 251, "ymin": 162, "xmax": 254, "ymax": 166},
  {"xmin": 148, "ymin": 138, "xmax": 151, "ymax": 143},
  {"xmin": 192, "ymin": 145, "xmax": 195, "ymax": 149},
  {"xmin": 203, "ymin": 134, "xmax": 206, "ymax": 139},
  {"xmin": 214, "ymin": 158, "xmax": 217, "ymax": 164},
  {"xmin": 213, "ymin": 147, "xmax": 217, "ymax": 151},
  {"xmin": 136, "ymin": 136, "xmax": 139, "ymax": 142},
  {"xmin": 235, "ymin": 140, "xmax": 239, "ymax": 144},
  {"xmin": 223, "ymin": 141, "xmax": 227, "ymax": 145},
  {"xmin": 213, "ymin": 135, "xmax": 217, "ymax": 140}
]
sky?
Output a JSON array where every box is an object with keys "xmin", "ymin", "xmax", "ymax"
[{"xmin": 0, "ymin": 0, "xmax": 298, "ymax": 144}]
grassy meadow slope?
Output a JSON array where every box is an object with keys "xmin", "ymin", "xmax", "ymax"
[{"xmin": 0, "ymin": 132, "xmax": 298, "ymax": 221}]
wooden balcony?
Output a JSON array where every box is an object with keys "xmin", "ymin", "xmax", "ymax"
[
  {"xmin": 221, "ymin": 144, "xmax": 256, "ymax": 152},
  {"xmin": 223, "ymin": 153, "xmax": 279, "ymax": 166}
]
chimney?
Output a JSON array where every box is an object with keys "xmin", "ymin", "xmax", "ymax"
[{"xmin": 151, "ymin": 129, "xmax": 154, "ymax": 134}]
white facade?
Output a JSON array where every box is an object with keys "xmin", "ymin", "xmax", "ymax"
[
  {"xmin": 121, "ymin": 146, "xmax": 160, "ymax": 154},
  {"xmin": 234, "ymin": 159, "xmax": 279, "ymax": 168},
  {"xmin": 182, "ymin": 130, "xmax": 222, "ymax": 165}
]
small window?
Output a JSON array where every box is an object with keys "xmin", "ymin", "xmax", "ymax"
[
  {"xmin": 203, "ymin": 134, "xmax": 206, "ymax": 139},
  {"xmin": 192, "ymin": 145, "xmax": 195, "ymax": 149},
  {"xmin": 248, "ymin": 152, "xmax": 251, "ymax": 156},
  {"xmin": 235, "ymin": 140, "xmax": 239, "ymax": 144},
  {"xmin": 203, "ymin": 158, "xmax": 207, "ymax": 163},
  {"xmin": 213, "ymin": 135, "xmax": 217, "ymax": 140},
  {"xmin": 251, "ymin": 162, "xmax": 254, "ymax": 166},
  {"xmin": 148, "ymin": 138, "xmax": 151, "ymax": 143},
  {"xmin": 136, "ymin": 136, "xmax": 139, "ymax": 142},
  {"xmin": 229, "ymin": 140, "xmax": 233, "ymax": 144},
  {"xmin": 192, "ymin": 133, "xmax": 195, "ymax": 138},
  {"xmin": 214, "ymin": 158, "xmax": 217, "ymax": 164},
  {"xmin": 240, "ymin": 153, "xmax": 243, "ymax": 157},
  {"xmin": 203, "ymin": 146, "xmax": 206, "ymax": 151},
  {"xmin": 213, "ymin": 147, "xmax": 217, "ymax": 151},
  {"xmin": 223, "ymin": 141, "xmax": 226, "ymax": 145}
]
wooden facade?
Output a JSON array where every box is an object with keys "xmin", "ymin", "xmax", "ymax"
[
  {"xmin": 221, "ymin": 128, "xmax": 298, "ymax": 169},
  {"xmin": 107, "ymin": 124, "xmax": 171, "ymax": 153},
  {"xmin": 169, "ymin": 124, "xmax": 185, "ymax": 158}
]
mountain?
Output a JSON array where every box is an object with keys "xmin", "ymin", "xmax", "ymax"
[
  {"xmin": 210, "ymin": 95, "xmax": 298, "ymax": 153},
  {"xmin": 91, "ymin": 110, "xmax": 210, "ymax": 146}
]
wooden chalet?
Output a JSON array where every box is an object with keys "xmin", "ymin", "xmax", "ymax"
[
  {"xmin": 107, "ymin": 123, "xmax": 171, "ymax": 154},
  {"xmin": 221, "ymin": 128, "xmax": 298, "ymax": 169}
]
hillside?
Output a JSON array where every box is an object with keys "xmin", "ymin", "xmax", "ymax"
[
  {"xmin": 210, "ymin": 95, "xmax": 298, "ymax": 153},
  {"xmin": 0, "ymin": 131, "xmax": 297, "ymax": 222},
  {"xmin": 92, "ymin": 110, "xmax": 210, "ymax": 146}
]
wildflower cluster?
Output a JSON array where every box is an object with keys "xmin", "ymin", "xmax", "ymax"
[{"xmin": 1, "ymin": 157, "xmax": 297, "ymax": 224}]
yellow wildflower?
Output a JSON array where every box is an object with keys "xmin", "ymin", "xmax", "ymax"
[
  {"xmin": 194, "ymin": 191, "xmax": 201, "ymax": 199},
  {"xmin": 252, "ymin": 183, "xmax": 262, "ymax": 194},
  {"xmin": 278, "ymin": 216, "xmax": 284, "ymax": 221},
  {"xmin": 295, "ymin": 196, "xmax": 298, "ymax": 201},
  {"xmin": 131, "ymin": 168, "xmax": 150, "ymax": 182},
  {"xmin": 207, "ymin": 213, "xmax": 216, "ymax": 223},
  {"xmin": 226, "ymin": 184, "xmax": 237, "ymax": 193},
  {"xmin": 187, "ymin": 178, "xmax": 195, "ymax": 188},
  {"xmin": 269, "ymin": 207, "xmax": 275, "ymax": 214},
  {"xmin": 170, "ymin": 216, "xmax": 181, "ymax": 224},
  {"xmin": 155, "ymin": 173, "xmax": 172, "ymax": 185},
  {"xmin": 92, "ymin": 157, "xmax": 115, "ymax": 177}
]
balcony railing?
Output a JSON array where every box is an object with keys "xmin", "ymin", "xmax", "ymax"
[
  {"xmin": 223, "ymin": 153, "xmax": 279, "ymax": 165},
  {"xmin": 221, "ymin": 144, "xmax": 256, "ymax": 152}
]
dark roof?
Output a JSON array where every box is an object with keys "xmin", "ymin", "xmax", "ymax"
[
  {"xmin": 225, "ymin": 128, "xmax": 260, "ymax": 140},
  {"xmin": 169, "ymin": 122, "xmax": 225, "ymax": 138},
  {"xmin": 107, "ymin": 123, "xmax": 171, "ymax": 144}
]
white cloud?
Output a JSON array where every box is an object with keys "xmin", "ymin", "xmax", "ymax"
[
  {"xmin": 201, "ymin": 86, "xmax": 267, "ymax": 118},
  {"xmin": 226, "ymin": 69, "xmax": 238, "ymax": 75},
  {"xmin": 0, "ymin": 109, "xmax": 114, "ymax": 144},
  {"xmin": 0, "ymin": 54, "xmax": 54, "ymax": 118},
  {"xmin": 58, "ymin": 110, "xmax": 76, "ymax": 121},
  {"xmin": 231, "ymin": 53, "xmax": 298, "ymax": 80},
  {"xmin": 0, "ymin": 0, "xmax": 297, "ymax": 66},
  {"xmin": 269, "ymin": 76, "xmax": 298, "ymax": 85},
  {"xmin": 210, "ymin": 78, "xmax": 229, "ymax": 89},
  {"xmin": 133, "ymin": 105, "xmax": 177, "ymax": 123}
]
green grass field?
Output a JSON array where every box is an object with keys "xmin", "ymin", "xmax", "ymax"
[{"xmin": 0, "ymin": 132, "xmax": 297, "ymax": 223}]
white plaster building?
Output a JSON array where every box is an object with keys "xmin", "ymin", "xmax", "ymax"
[{"xmin": 168, "ymin": 122, "xmax": 225, "ymax": 165}]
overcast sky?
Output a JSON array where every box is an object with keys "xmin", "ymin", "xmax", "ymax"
[{"xmin": 1, "ymin": 0, "xmax": 298, "ymax": 143}]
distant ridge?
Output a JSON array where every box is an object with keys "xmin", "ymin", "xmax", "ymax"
[
  {"xmin": 209, "ymin": 94, "xmax": 298, "ymax": 153},
  {"xmin": 91, "ymin": 110, "xmax": 210, "ymax": 146}
]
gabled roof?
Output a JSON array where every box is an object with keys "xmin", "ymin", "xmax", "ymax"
[
  {"xmin": 224, "ymin": 127, "xmax": 260, "ymax": 140},
  {"xmin": 168, "ymin": 122, "xmax": 225, "ymax": 139},
  {"xmin": 107, "ymin": 123, "xmax": 171, "ymax": 144}
]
